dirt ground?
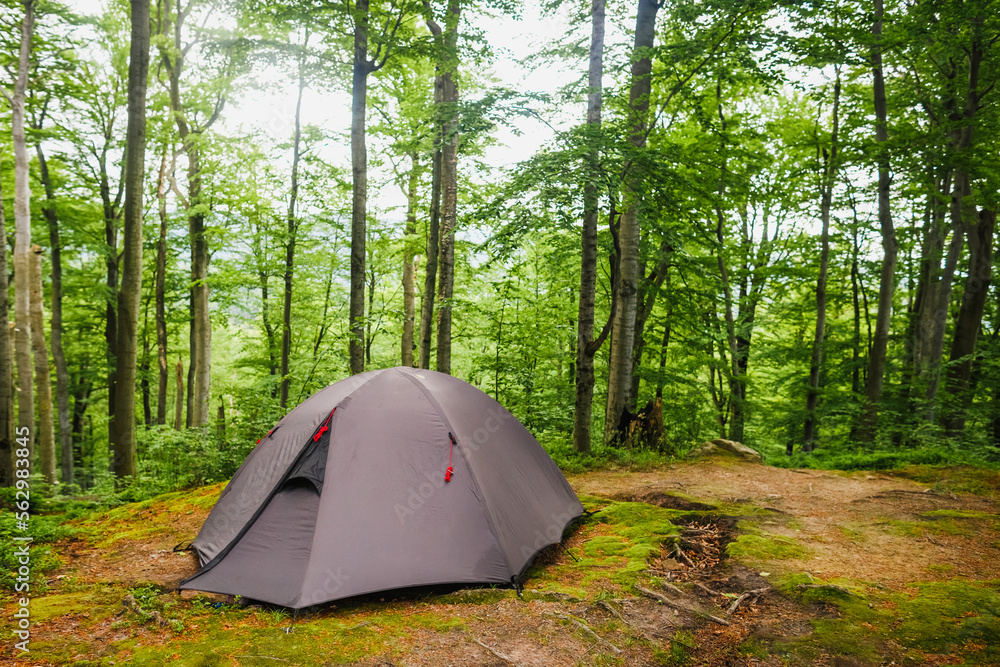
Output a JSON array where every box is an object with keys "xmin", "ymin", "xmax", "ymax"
[
  {"xmin": 573, "ymin": 461, "xmax": 1000, "ymax": 587},
  {"xmin": 6, "ymin": 458, "xmax": 999, "ymax": 667}
]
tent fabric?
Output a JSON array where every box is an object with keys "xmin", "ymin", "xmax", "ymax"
[{"xmin": 180, "ymin": 367, "xmax": 584, "ymax": 609}]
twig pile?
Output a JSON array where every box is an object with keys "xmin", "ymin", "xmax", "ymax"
[{"xmin": 655, "ymin": 521, "xmax": 725, "ymax": 580}]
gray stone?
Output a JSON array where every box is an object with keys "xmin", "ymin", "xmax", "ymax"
[{"xmin": 688, "ymin": 438, "xmax": 762, "ymax": 463}]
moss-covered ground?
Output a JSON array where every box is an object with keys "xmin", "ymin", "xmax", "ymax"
[{"xmin": 3, "ymin": 458, "xmax": 999, "ymax": 666}]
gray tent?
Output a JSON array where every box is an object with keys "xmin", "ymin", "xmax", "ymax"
[{"xmin": 179, "ymin": 367, "xmax": 584, "ymax": 609}]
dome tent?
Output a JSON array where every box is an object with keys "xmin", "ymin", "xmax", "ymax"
[{"xmin": 179, "ymin": 367, "xmax": 584, "ymax": 609}]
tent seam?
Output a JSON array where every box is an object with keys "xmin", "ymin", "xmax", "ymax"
[
  {"xmin": 397, "ymin": 368, "xmax": 515, "ymax": 579},
  {"xmin": 181, "ymin": 370, "xmax": 383, "ymax": 591}
]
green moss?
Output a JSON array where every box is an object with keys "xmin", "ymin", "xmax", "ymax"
[
  {"xmin": 118, "ymin": 608, "xmax": 459, "ymax": 666},
  {"xmin": 726, "ymin": 522, "xmax": 810, "ymax": 563},
  {"xmin": 70, "ymin": 483, "xmax": 225, "ymax": 548},
  {"xmin": 922, "ymin": 509, "xmax": 997, "ymax": 520},
  {"xmin": 584, "ymin": 535, "xmax": 629, "ymax": 557},
  {"xmin": 885, "ymin": 518, "xmax": 972, "ymax": 538},
  {"xmin": 892, "ymin": 465, "xmax": 1000, "ymax": 497},
  {"xmin": 781, "ymin": 578, "xmax": 1000, "ymax": 665},
  {"xmin": 837, "ymin": 524, "xmax": 867, "ymax": 541},
  {"xmin": 29, "ymin": 591, "xmax": 108, "ymax": 623}
]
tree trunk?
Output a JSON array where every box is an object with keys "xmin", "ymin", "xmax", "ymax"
[
  {"xmin": 709, "ymin": 78, "xmax": 742, "ymax": 444},
  {"xmin": 401, "ymin": 153, "xmax": 420, "ymax": 367},
  {"xmin": 69, "ymin": 377, "xmax": 91, "ymax": 487},
  {"xmin": 349, "ymin": 0, "xmax": 371, "ymax": 376},
  {"xmin": 418, "ymin": 148, "xmax": 442, "ymax": 370},
  {"xmin": 573, "ymin": 0, "xmax": 605, "ymax": 454},
  {"xmin": 604, "ymin": 0, "xmax": 659, "ymax": 446},
  {"xmin": 803, "ymin": 69, "xmax": 841, "ymax": 451},
  {"xmin": 174, "ymin": 360, "xmax": 184, "ymax": 431},
  {"xmin": 434, "ymin": 0, "xmax": 462, "ymax": 376},
  {"xmin": 908, "ymin": 170, "xmax": 961, "ymax": 421},
  {"xmin": 629, "ymin": 240, "xmax": 671, "ymax": 409},
  {"xmin": 189, "ymin": 159, "xmax": 211, "ymax": 427},
  {"xmin": 942, "ymin": 208, "xmax": 995, "ymax": 436},
  {"xmin": 34, "ymin": 140, "xmax": 72, "ymax": 483},
  {"xmin": 160, "ymin": 2, "xmax": 215, "ymax": 427},
  {"xmin": 922, "ymin": 175, "xmax": 967, "ymax": 416},
  {"xmin": 140, "ymin": 298, "xmax": 152, "ymax": 427},
  {"xmin": 0, "ymin": 174, "xmax": 13, "ymax": 487},
  {"xmin": 259, "ymin": 269, "xmax": 278, "ymax": 386},
  {"xmin": 155, "ymin": 149, "xmax": 170, "ymax": 425},
  {"xmin": 655, "ymin": 312, "xmax": 670, "ymax": 399},
  {"xmin": 281, "ymin": 49, "xmax": 307, "ymax": 407},
  {"xmin": 11, "ymin": 0, "xmax": 35, "ymax": 472},
  {"xmin": 111, "ymin": 0, "xmax": 150, "ymax": 480},
  {"xmin": 186, "ymin": 313, "xmax": 194, "ymax": 427},
  {"xmin": 857, "ymin": 0, "xmax": 897, "ymax": 444},
  {"xmin": 29, "ymin": 247, "xmax": 56, "ymax": 484}
]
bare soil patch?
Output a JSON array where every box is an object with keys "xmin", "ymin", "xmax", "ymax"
[{"xmin": 572, "ymin": 460, "xmax": 1000, "ymax": 588}]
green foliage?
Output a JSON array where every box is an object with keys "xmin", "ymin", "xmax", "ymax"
[{"xmin": 0, "ymin": 511, "xmax": 70, "ymax": 592}]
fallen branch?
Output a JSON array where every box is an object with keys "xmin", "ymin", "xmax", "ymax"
[
  {"xmin": 549, "ymin": 612, "xmax": 622, "ymax": 654},
  {"xmin": 643, "ymin": 568, "xmax": 677, "ymax": 579},
  {"xmin": 600, "ymin": 599, "xmax": 673, "ymax": 634},
  {"xmin": 472, "ymin": 638, "xmax": 522, "ymax": 666},
  {"xmin": 673, "ymin": 545, "xmax": 696, "ymax": 568},
  {"xmin": 597, "ymin": 600, "xmax": 630, "ymax": 625},
  {"xmin": 659, "ymin": 581, "xmax": 685, "ymax": 597},
  {"xmin": 693, "ymin": 582, "xmax": 724, "ymax": 597},
  {"xmin": 725, "ymin": 586, "xmax": 771, "ymax": 614},
  {"xmin": 634, "ymin": 585, "xmax": 730, "ymax": 626},
  {"xmin": 345, "ymin": 621, "xmax": 371, "ymax": 631}
]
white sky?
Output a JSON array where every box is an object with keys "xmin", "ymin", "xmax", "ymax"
[{"xmin": 65, "ymin": 0, "xmax": 581, "ymax": 214}]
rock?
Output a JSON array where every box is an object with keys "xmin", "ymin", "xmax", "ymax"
[{"xmin": 689, "ymin": 438, "xmax": 762, "ymax": 463}]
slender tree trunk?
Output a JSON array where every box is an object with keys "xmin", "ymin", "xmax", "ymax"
[
  {"xmin": 259, "ymin": 270, "xmax": 278, "ymax": 386},
  {"xmin": 161, "ymin": 2, "xmax": 214, "ymax": 427},
  {"xmin": 573, "ymin": 0, "xmax": 605, "ymax": 453},
  {"xmin": 709, "ymin": 78, "xmax": 742, "ymax": 443},
  {"xmin": 69, "ymin": 377, "xmax": 91, "ymax": 487},
  {"xmin": 942, "ymin": 208, "xmax": 994, "ymax": 436},
  {"xmin": 434, "ymin": 0, "xmax": 461, "ymax": 376},
  {"xmin": 418, "ymin": 148, "xmax": 442, "ymax": 369},
  {"xmin": 186, "ymin": 312, "xmax": 194, "ymax": 427},
  {"xmin": 858, "ymin": 0, "xmax": 897, "ymax": 443},
  {"xmin": 111, "ymin": 0, "xmax": 150, "ymax": 480},
  {"xmin": 11, "ymin": 0, "xmax": 35, "ymax": 472},
  {"xmin": 140, "ymin": 297, "xmax": 152, "ymax": 426},
  {"xmin": 804, "ymin": 69, "xmax": 841, "ymax": 451},
  {"xmin": 401, "ymin": 153, "xmax": 420, "ymax": 367},
  {"xmin": 0, "ymin": 176, "xmax": 13, "ymax": 486},
  {"xmin": 29, "ymin": 247, "xmax": 55, "ymax": 484},
  {"xmin": 349, "ymin": 0, "xmax": 371, "ymax": 376},
  {"xmin": 604, "ymin": 0, "xmax": 659, "ymax": 446},
  {"xmin": 189, "ymin": 159, "xmax": 211, "ymax": 427},
  {"xmin": 629, "ymin": 240, "xmax": 671, "ymax": 408},
  {"xmin": 155, "ymin": 149, "xmax": 170, "ymax": 425},
  {"xmin": 922, "ymin": 176, "xmax": 966, "ymax": 416},
  {"xmin": 105, "ymin": 202, "xmax": 119, "ymax": 429},
  {"xmin": 34, "ymin": 141, "xmax": 72, "ymax": 483},
  {"xmin": 281, "ymin": 56, "xmax": 307, "ymax": 407},
  {"xmin": 655, "ymin": 310, "xmax": 670, "ymax": 400},
  {"xmin": 174, "ymin": 360, "xmax": 184, "ymax": 430}
]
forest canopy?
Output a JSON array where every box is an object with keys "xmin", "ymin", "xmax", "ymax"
[{"xmin": 0, "ymin": 0, "xmax": 997, "ymax": 495}]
